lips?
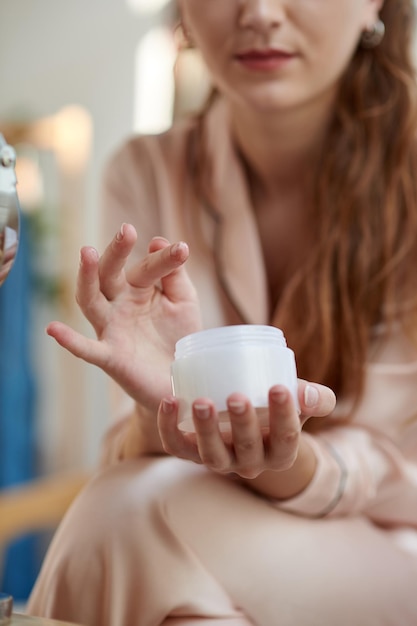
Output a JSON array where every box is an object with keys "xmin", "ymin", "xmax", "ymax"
[{"xmin": 235, "ymin": 48, "xmax": 296, "ymax": 71}]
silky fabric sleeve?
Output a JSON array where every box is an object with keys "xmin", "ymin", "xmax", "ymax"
[
  {"xmin": 274, "ymin": 427, "xmax": 416, "ymax": 522},
  {"xmin": 100, "ymin": 136, "xmax": 162, "ymax": 264},
  {"xmin": 273, "ymin": 354, "xmax": 417, "ymax": 525}
]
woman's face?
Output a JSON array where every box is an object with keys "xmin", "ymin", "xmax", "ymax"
[{"xmin": 178, "ymin": 0, "xmax": 383, "ymax": 113}]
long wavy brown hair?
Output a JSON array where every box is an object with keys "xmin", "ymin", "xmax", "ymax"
[
  {"xmin": 189, "ymin": 0, "xmax": 417, "ymax": 412},
  {"xmin": 283, "ymin": 0, "xmax": 417, "ymax": 408}
]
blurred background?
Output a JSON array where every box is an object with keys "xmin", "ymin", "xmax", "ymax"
[
  {"xmin": 0, "ymin": 0, "xmax": 211, "ymax": 605},
  {"xmin": 5, "ymin": 0, "xmax": 416, "ymax": 610}
]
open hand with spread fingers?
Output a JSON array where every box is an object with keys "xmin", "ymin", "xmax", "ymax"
[{"xmin": 46, "ymin": 223, "xmax": 202, "ymax": 412}]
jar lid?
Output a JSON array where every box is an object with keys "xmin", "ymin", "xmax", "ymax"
[{"xmin": 174, "ymin": 325, "xmax": 286, "ymax": 359}]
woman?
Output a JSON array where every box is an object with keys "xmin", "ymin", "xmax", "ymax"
[{"xmin": 28, "ymin": 1, "xmax": 417, "ymax": 624}]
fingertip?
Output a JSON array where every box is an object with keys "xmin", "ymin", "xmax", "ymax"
[
  {"xmin": 148, "ymin": 236, "xmax": 170, "ymax": 253},
  {"xmin": 304, "ymin": 384, "xmax": 320, "ymax": 408},
  {"xmin": 269, "ymin": 384, "xmax": 290, "ymax": 406},
  {"xmin": 158, "ymin": 396, "xmax": 181, "ymax": 430},
  {"xmin": 45, "ymin": 321, "xmax": 60, "ymax": 337},
  {"xmin": 170, "ymin": 241, "xmax": 189, "ymax": 263},
  {"xmin": 160, "ymin": 396, "xmax": 177, "ymax": 415},
  {"xmin": 116, "ymin": 223, "xmax": 137, "ymax": 242},
  {"xmin": 80, "ymin": 246, "xmax": 99, "ymax": 265},
  {"xmin": 158, "ymin": 397, "xmax": 181, "ymax": 451},
  {"xmin": 299, "ymin": 381, "xmax": 336, "ymax": 415}
]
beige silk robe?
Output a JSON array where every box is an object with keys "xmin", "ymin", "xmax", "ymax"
[{"xmin": 28, "ymin": 98, "xmax": 417, "ymax": 625}]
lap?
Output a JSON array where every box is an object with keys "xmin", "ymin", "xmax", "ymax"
[{"xmin": 28, "ymin": 457, "xmax": 417, "ymax": 626}]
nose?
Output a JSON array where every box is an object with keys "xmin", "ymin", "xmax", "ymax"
[{"xmin": 238, "ymin": 0, "xmax": 285, "ymax": 33}]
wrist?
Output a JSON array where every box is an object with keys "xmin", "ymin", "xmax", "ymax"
[
  {"xmin": 113, "ymin": 404, "xmax": 165, "ymax": 461},
  {"xmin": 133, "ymin": 402, "xmax": 166, "ymax": 455}
]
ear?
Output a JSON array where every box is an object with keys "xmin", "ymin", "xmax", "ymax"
[
  {"xmin": 365, "ymin": 0, "xmax": 384, "ymax": 23},
  {"xmin": 362, "ymin": 0, "xmax": 384, "ymax": 30}
]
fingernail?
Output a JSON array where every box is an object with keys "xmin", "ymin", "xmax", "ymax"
[
  {"xmin": 270, "ymin": 385, "xmax": 288, "ymax": 405},
  {"xmin": 116, "ymin": 223, "xmax": 125, "ymax": 242},
  {"xmin": 161, "ymin": 398, "xmax": 175, "ymax": 414},
  {"xmin": 304, "ymin": 385, "xmax": 319, "ymax": 408},
  {"xmin": 194, "ymin": 403, "xmax": 211, "ymax": 419},
  {"xmin": 171, "ymin": 241, "xmax": 188, "ymax": 257},
  {"xmin": 228, "ymin": 400, "xmax": 246, "ymax": 415}
]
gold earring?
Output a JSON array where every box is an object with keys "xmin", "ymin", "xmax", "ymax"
[{"xmin": 361, "ymin": 18, "xmax": 385, "ymax": 49}]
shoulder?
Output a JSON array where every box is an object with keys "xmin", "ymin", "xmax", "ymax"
[
  {"xmin": 99, "ymin": 116, "xmax": 201, "ymax": 255},
  {"xmin": 103, "ymin": 93, "xmax": 229, "ymax": 192},
  {"xmin": 103, "ymin": 116, "xmax": 198, "ymax": 187}
]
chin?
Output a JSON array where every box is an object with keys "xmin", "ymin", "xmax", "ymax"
[{"xmin": 234, "ymin": 87, "xmax": 304, "ymax": 115}]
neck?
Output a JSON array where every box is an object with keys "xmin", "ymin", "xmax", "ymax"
[{"xmin": 230, "ymin": 92, "xmax": 336, "ymax": 197}]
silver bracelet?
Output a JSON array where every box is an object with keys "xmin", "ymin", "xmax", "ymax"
[{"xmin": 311, "ymin": 442, "xmax": 348, "ymax": 518}]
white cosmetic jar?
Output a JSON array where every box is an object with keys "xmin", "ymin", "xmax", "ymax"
[{"xmin": 171, "ymin": 324, "xmax": 299, "ymax": 433}]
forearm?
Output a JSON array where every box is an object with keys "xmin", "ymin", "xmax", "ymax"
[{"xmin": 242, "ymin": 435, "xmax": 317, "ymax": 500}]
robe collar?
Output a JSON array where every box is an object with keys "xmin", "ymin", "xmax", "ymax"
[{"xmin": 199, "ymin": 97, "xmax": 269, "ymax": 325}]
